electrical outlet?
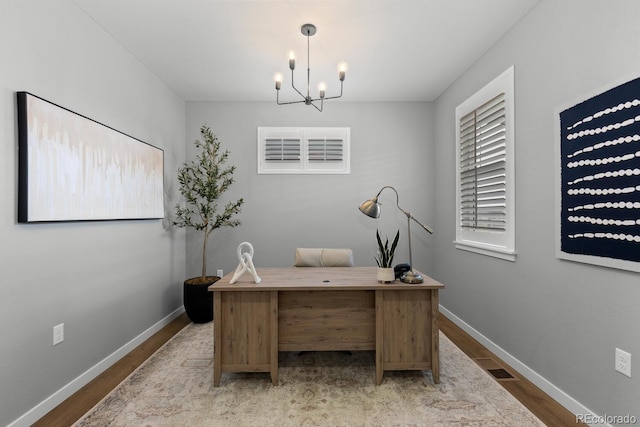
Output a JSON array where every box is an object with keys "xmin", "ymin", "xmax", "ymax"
[
  {"xmin": 615, "ymin": 348, "xmax": 631, "ymax": 377},
  {"xmin": 217, "ymin": 269, "xmax": 224, "ymax": 277},
  {"xmin": 53, "ymin": 323, "xmax": 64, "ymax": 346}
]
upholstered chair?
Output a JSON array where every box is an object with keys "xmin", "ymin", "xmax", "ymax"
[{"xmin": 294, "ymin": 248, "xmax": 354, "ymax": 267}]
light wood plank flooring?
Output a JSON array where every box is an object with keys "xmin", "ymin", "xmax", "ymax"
[{"xmin": 35, "ymin": 312, "xmax": 582, "ymax": 426}]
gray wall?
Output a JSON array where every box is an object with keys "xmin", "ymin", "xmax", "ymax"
[
  {"xmin": 0, "ymin": 2, "xmax": 186, "ymax": 425},
  {"xmin": 185, "ymin": 102, "xmax": 435, "ymax": 278},
  {"xmin": 433, "ymin": 0, "xmax": 639, "ymax": 419}
]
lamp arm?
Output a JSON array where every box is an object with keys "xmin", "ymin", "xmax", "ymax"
[
  {"xmin": 377, "ymin": 186, "xmax": 434, "ymax": 234},
  {"xmin": 406, "ymin": 213, "xmax": 434, "ymax": 234}
]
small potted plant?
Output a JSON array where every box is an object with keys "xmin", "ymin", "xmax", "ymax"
[
  {"xmin": 375, "ymin": 229, "xmax": 399, "ymax": 283},
  {"xmin": 173, "ymin": 125, "xmax": 244, "ymax": 323}
]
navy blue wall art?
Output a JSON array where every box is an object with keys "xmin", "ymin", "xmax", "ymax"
[{"xmin": 556, "ymin": 76, "xmax": 640, "ymax": 272}]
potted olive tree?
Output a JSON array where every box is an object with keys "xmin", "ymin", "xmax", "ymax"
[{"xmin": 173, "ymin": 125, "xmax": 244, "ymax": 323}]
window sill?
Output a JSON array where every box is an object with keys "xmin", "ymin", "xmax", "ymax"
[{"xmin": 454, "ymin": 240, "xmax": 516, "ymax": 262}]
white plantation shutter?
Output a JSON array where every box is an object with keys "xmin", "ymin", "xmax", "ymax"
[
  {"xmin": 265, "ymin": 138, "xmax": 301, "ymax": 161},
  {"xmin": 455, "ymin": 66, "xmax": 515, "ymax": 261},
  {"xmin": 308, "ymin": 138, "xmax": 343, "ymax": 162},
  {"xmin": 258, "ymin": 127, "xmax": 350, "ymax": 174},
  {"xmin": 459, "ymin": 93, "xmax": 507, "ymax": 231}
]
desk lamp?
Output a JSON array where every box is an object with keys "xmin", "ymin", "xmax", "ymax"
[{"xmin": 358, "ymin": 186, "xmax": 433, "ymax": 283}]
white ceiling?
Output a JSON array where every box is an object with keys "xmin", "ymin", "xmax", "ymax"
[{"xmin": 73, "ymin": 0, "xmax": 539, "ymax": 102}]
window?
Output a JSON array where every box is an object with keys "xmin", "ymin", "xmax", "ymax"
[
  {"xmin": 455, "ymin": 66, "xmax": 516, "ymax": 261},
  {"xmin": 258, "ymin": 127, "xmax": 350, "ymax": 174}
]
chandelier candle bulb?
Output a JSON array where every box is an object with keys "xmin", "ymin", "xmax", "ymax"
[
  {"xmin": 288, "ymin": 51, "xmax": 296, "ymax": 70},
  {"xmin": 338, "ymin": 62, "xmax": 348, "ymax": 81},
  {"xmin": 274, "ymin": 73, "xmax": 283, "ymax": 90},
  {"xmin": 318, "ymin": 82, "xmax": 326, "ymax": 98}
]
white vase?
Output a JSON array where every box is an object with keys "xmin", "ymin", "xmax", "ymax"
[{"xmin": 377, "ymin": 267, "xmax": 395, "ymax": 283}]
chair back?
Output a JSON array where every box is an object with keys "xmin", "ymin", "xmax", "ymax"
[{"xmin": 294, "ymin": 248, "xmax": 354, "ymax": 267}]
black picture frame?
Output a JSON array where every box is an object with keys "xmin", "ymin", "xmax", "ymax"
[{"xmin": 17, "ymin": 92, "xmax": 164, "ymax": 222}]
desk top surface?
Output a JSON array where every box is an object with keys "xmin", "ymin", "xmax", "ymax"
[{"xmin": 209, "ymin": 266, "xmax": 444, "ymax": 291}]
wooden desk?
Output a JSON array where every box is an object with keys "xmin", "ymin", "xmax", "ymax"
[{"xmin": 209, "ymin": 267, "xmax": 444, "ymax": 386}]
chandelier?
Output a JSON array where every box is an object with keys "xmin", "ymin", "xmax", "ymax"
[{"xmin": 274, "ymin": 23, "xmax": 348, "ymax": 112}]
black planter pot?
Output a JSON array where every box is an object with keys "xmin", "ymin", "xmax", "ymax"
[{"xmin": 183, "ymin": 276, "xmax": 220, "ymax": 323}]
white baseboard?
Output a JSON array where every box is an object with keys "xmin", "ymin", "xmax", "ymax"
[
  {"xmin": 8, "ymin": 306, "xmax": 186, "ymax": 427},
  {"xmin": 439, "ymin": 305, "xmax": 605, "ymax": 426}
]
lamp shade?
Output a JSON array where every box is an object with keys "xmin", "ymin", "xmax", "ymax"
[{"xmin": 358, "ymin": 197, "xmax": 381, "ymax": 218}]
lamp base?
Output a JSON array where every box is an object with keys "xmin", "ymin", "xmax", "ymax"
[{"xmin": 400, "ymin": 270, "xmax": 424, "ymax": 284}]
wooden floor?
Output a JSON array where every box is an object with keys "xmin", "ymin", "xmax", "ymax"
[
  {"xmin": 35, "ymin": 312, "xmax": 581, "ymax": 426},
  {"xmin": 32, "ymin": 314, "xmax": 192, "ymax": 427},
  {"xmin": 439, "ymin": 315, "xmax": 583, "ymax": 426}
]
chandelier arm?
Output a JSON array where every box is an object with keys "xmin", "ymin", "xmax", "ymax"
[
  {"xmin": 310, "ymin": 97, "xmax": 324, "ymax": 112},
  {"xmin": 289, "ymin": 69, "xmax": 308, "ymax": 101},
  {"xmin": 320, "ymin": 82, "xmax": 344, "ymax": 101},
  {"xmin": 276, "ymin": 89, "xmax": 307, "ymax": 105},
  {"xmin": 277, "ymin": 98, "xmax": 308, "ymax": 106}
]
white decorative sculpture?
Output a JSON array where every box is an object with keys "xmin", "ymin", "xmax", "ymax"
[{"xmin": 229, "ymin": 242, "xmax": 261, "ymax": 284}]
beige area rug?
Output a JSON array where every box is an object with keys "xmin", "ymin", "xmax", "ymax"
[{"xmin": 74, "ymin": 323, "xmax": 544, "ymax": 426}]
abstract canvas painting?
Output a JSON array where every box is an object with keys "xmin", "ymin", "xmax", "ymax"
[
  {"xmin": 556, "ymin": 76, "xmax": 640, "ymax": 271},
  {"xmin": 17, "ymin": 92, "xmax": 164, "ymax": 222}
]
